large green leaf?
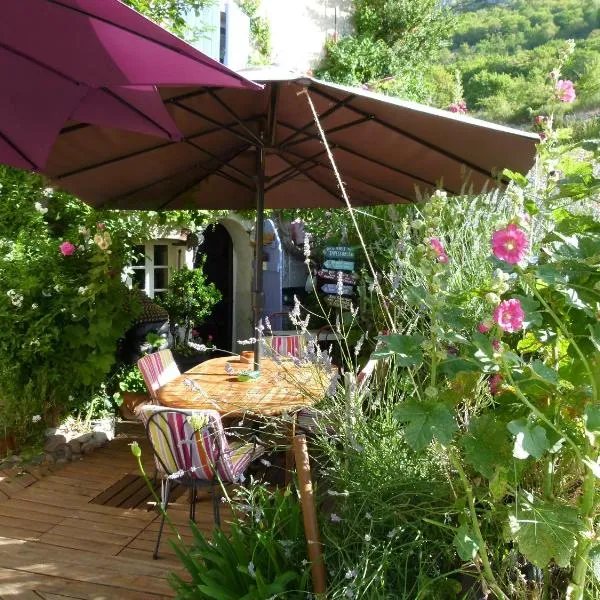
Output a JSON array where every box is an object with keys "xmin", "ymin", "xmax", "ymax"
[
  {"xmin": 507, "ymin": 418, "xmax": 550, "ymax": 459},
  {"xmin": 372, "ymin": 334, "xmax": 424, "ymax": 366},
  {"xmin": 585, "ymin": 405, "xmax": 600, "ymax": 446},
  {"xmin": 508, "ymin": 500, "xmax": 583, "ymax": 568},
  {"xmin": 453, "ymin": 524, "xmax": 479, "ymax": 561},
  {"xmin": 462, "ymin": 414, "xmax": 512, "ymax": 479},
  {"xmin": 394, "ymin": 401, "xmax": 457, "ymax": 452}
]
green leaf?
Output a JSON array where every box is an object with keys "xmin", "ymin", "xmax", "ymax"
[
  {"xmin": 507, "ymin": 418, "xmax": 550, "ymax": 459},
  {"xmin": 530, "ymin": 360, "xmax": 559, "ymax": 386},
  {"xmin": 508, "ymin": 500, "xmax": 583, "ymax": 568},
  {"xmin": 373, "ymin": 334, "xmax": 424, "ymax": 366},
  {"xmin": 589, "ymin": 324, "xmax": 600, "ymax": 352},
  {"xmin": 584, "ymin": 405, "xmax": 600, "ymax": 446},
  {"xmin": 515, "ymin": 295, "xmax": 542, "ymax": 329},
  {"xmin": 462, "ymin": 414, "xmax": 512, "ymax": 479},
  {"xmin": 438, "ymin": 358, "xmax": 480, "ymax": 377},
  {"xmin": 394, "ymin": 401, "xmax": 457, "ymax": 452},
  {"xmin": 453, "ymin": 524, "xmax": 479, "ymax": 561},
  {"xmin": 502, "ymin": 169, "xmax": 529, "ymax": 188}
]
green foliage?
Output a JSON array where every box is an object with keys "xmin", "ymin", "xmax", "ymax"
[
  {"xmin": 169, "ymin": 485, "xmax": 311, "ymax": 599},
  {"xmin": 235, "ymin": 0, "xmax": 271, "ymax": 64},
  {"xmin": 117, "ymin": 365, "xmax": 147, "ymax": 394},
  {"xmin": 315, "ymin": 0, "xmax": 454, "ymax": 103},
  {"xmin": 443, "ymin": 0, "xmax": 600, "ymax": 122},
  {"xmin": 122, "ymin": 0, "xmax": 216, "ymax": 41},
  {"xmin": 156, "ymin": 260, "xmax": 221, "ymax": 343}
]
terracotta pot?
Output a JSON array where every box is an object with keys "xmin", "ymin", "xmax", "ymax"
[{"xmin": 121, "ymin": 392, "xmax": 151, "ymax": 420}]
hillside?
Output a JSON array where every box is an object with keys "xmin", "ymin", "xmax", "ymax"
[{"xmin": 444, "ymin": 0, "xmax": 600, "ymax": 124}]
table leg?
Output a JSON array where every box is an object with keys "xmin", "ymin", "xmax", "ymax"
[{"xmin": 284, "ymin": 417, "xmax": 296, "ymax": 485}]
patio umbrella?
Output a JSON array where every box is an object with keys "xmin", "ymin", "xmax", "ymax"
[
  {"xmin": 0, "ymin": 0, "xmax": 260, "ymax": 171},
  {"xmin": 36, "ymin": 67, "xmax": 539, "ymax": 367}
]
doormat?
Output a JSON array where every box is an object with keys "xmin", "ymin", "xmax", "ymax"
[{"xmin": 89, "ymin": 473, "xmax": 186, "ymax": 510}]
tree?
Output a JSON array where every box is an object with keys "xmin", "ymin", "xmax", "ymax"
[
  {"xmin": 122, "ymin": 0, "xmax": 216, "ymax": 40},
  {"xmin": 315, "ymin": 0, "xmax": 454, "ymax": 103}
]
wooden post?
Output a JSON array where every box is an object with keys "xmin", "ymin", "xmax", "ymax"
[{"xmin": 293, "ymin": 434, "xmax": 327, "ymax": 597}]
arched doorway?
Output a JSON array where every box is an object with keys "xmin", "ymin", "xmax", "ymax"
[{"xmin": 195, "ymin": 224, "xmax": 233, "ymax": 351}]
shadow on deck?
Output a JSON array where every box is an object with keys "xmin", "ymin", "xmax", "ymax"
[{"xmin": 0, "ymin": 424, "xmax": 229, "ymax": 599}]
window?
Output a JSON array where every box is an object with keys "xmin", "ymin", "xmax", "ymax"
[{"xmin": 127, "ymin": 242, "xmax": 171, "ymax": 299}]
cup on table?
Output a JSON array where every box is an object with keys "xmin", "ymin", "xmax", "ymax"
[{"xmin": 240, "ymin": 351, "xmax": 254, "ymax": 364}]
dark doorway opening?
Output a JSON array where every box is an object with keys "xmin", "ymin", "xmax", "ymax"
[{"xmin": 195, "ymin": 223, "xmax": 234, "ymax": 352}]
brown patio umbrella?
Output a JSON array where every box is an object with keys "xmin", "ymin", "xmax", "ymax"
[{"xmin": 43, "ymin": 67, "xmax": 539, "ymax": 367}]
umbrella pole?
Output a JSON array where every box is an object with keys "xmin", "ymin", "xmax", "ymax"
[{"xmin": 252, "ymin": 142, "xmax": 266, "ymax": 371}]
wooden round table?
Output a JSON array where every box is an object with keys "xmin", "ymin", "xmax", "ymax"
[{"xmin": 156, "ymin": 355, "xmax": 331, "ymax": 417}]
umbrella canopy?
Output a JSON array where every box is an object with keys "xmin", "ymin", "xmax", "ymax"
[
  {"xmin": 40, "ymin": 67, "xmax": 539, "ymax": 369},
  {"xmin": 44, "ymin": 67, "xmax": 538, "ymax": 211},
  {"xmin": 0, "ymin": 0, "xmax": 260, "ymax": 171}
]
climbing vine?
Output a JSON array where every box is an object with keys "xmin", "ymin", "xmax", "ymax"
[{"xmin": 235, "ymin": 0, "xmax": 272, "ymax": 65}]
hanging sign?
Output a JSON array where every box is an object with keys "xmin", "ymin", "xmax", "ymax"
[
  {"xmin": 323, "ymin": 259, "xmax": 354, "ymax": 272},
  {"xmin": 324, "ymin": 295, "xmax": 354, "ymax": 311},
  {"xmin": 323, "ymin": 246, "xmax": 354, "ymax": 260},
  {"xmin": 317, "ymin": 269, "xmax": 358, "ymax": 284},
  {"xmin": 321, "ymin": 283, "xmax": 354, "ymax": 296}
]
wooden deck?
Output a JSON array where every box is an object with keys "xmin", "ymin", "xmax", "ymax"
[{"xmin": 0, "ymin": 427, "xmax": 230, "ymax": 599}]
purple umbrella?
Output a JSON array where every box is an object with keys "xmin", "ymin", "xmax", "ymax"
[{"xmin": 0, "ymin": 0, "xmax": 260, "ymax": 171}]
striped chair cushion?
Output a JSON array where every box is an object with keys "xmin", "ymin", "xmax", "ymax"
[
  {"xmin": 138, "ymin": 406, "xmax": 263, "ymax": 483},
  {"xmin": 137, "ymin": 350, "xmax": 180, "ymax": 401},
  {"xmin": 265, "ymin": 335, "xmax": 306, "ymax": 358}
]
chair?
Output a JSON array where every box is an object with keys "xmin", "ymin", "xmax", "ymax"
[
  {"xmin": 138, "ymin": 405, "xmax": 264, "ymax": 559},
  {"xmin": 264, "ymin": 334, "xmax": 306, "ymax": 359},
  {"xmin": 137, "ymin": 349, "xmax": 180, "ymax": 402}
]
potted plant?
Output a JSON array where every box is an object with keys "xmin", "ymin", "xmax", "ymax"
[
  {"xmin": 116, "ymin": 365, "xmax": 150, "ymax": 419},
  {"xmin": 157, "ymin": 260, "xmax": 222, "ymax": 371}
]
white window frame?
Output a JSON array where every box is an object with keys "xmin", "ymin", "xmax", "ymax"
[{"xmin": 128, "ymin": 242, "xmax": 171, "ymax": 299}]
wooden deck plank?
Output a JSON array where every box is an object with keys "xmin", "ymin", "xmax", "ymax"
[{"xmin": 0, "ymin": 567, "xmax": 171, "ymax": 599}]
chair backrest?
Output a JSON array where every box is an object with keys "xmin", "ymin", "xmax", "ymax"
[
  {"xmin": 137, "ymin": 349, "xmax": 180, "ymax": 401},
  {"xmin": 264, "ymin": 334, "xmax": 306, "ymax": 358},
  {"xmin": 138, "ymin": 405, "xmax": 238, "ymax": 482}
]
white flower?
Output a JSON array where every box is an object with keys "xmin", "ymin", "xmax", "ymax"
[
  {"xmin": 336, "ymin": 271, "xmax": 344, "ymax": 296},
  {"xmin": 485, "ymin": 292, "xmax": 500, "ymax": 306},
  {"xmin": 260, "ymin": 458, "xmax": 271, "ymax": 467},
  {"xmin": 78, "ymin": 226, "xmax": 90, "ymax": 236},
  {"xmin": 34, "ymin": 202, "xmax": 48, "ymax": 214},
  {"xmin": 365, "ymin": 512, "xmax": 372, "ymax": 520},
  {"xmin": 433, "ymin": 189, "xmax": 447, "ymax": 200},
  {"xmin": 42, "ymin": 187, "xmax": 54, "ymax": 197},
  {"xmin": 364, "ymin": 534, "xmax": 371, "ymax": 542},
  {"xmin": 31, "ymin": 303, "xmax": 38, "ymax": 309},
  {"xmin": 77, "ymin": 286, "xmax": 88, "ymax": 295},
  {"xmin": 344, "ymin": 588, "xmax": 355, "ymax": 598},
  {"xmin": 330, "ymin": 513, "xmax": 342, "ymax": 523},
  {"xmin": 54, "ymin": 284, "xmax": 62, "ymax": 292},
  {"xmin": 29, "ymin": 338, "xmax": 40, "ymax": 347},
  {"xmin": 31, "ymin": 415, "xmax": 42, "ymax": 423},
  {"xmin": 345, "ymin": 570, "xmax": 357, "ymax": 580},
  {"xmin": 247, "ymin": 562, "xmax": 256, "ymax": 578}
]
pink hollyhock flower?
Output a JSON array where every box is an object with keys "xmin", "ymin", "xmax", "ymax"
[
  {"xmin": 555, "ymin": 79, "xmax": 576, "ymax": 103},
  {"xmin": 448, "ymin": 101, "xmax": 467, "ymax": 114},
  {"xmin": 430, "ymin": 237, "xmax": 449, "ymax": 263},
  {"xmin": 493, "ymin": 299, "xmax": 525, "ymax": 333},
  {"xmin": 97, "ymin": 222, "xmax": 105, "ymax": 230},
  {"xmin": 492, "ymin": 224, "xmax": 529, "ymax": 264},
  {"xmin": 478, "ymin": 322, "xmax": 490, "ymax": 334},
  {"xmin": 492, "ymin": 339, "xmax": 501, "ymax": 351},
  {"xmin": 59, "ymin": 241, "xmax": 76, "ymax": 256},
  {"xmin": 489, "ymin": 374, "xmax": 503, "ymax": 396}
]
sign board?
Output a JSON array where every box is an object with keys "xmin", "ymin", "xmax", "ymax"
[
  {"xmin": 324, "ymin": 295, "xmax": 354, "ymax": 311},
  {"xmin": 321, "ymin": 283, "xmax": 354, "ymax": 296},
  {"xmin": 317, "ymin": 269, "xmax": 358, "ymax": 284},
  {"xmin": 323, "ymin": 259, "xmax": 354, "ymax": 272},
  {"xmin": 323, "ymin": 246, "xmax": 354, "ymax": 260}
]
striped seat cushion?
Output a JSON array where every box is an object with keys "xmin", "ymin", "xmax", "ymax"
[
  {"xmin": 137, "ymin": 350, "xmax": 180, "ymax": 400},
  {"xmin": 265, "ymin": 335, "xmax": 306, "ymax": 358},
  {"xmin": 138, "ymin": 406, "xmax": 263, "ymax": 483}
]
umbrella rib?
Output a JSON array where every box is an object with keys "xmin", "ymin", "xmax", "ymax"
[
  {"xmin": 185, "ymin": 140, "xmax": 251, "ymax": 181},
  {"xmin": 278, "ymin": 93, "xmax": 356, "ymax": 147},
  {"xmin": 267, "ymin": 83, "xmax": 280, "ymax": 147},
  {"xmin": 97, "ymin": 146, "xmax": 251, "ymax": 209},
  {"xmin": 46, "ymin": 0, "xmax": 256, "ymax": 88},
  {"xmin": 283, "ymin": 116, "xmax": 372, "ymax": 149},
  {"xmin": 0, "ymin": 128, "xmax": 39, "ymax": 170},
  {"xmin": 265, "ymin": 162, "xmax": 321, "ymax": 193},
  {"xmin": 308, "ymin": 85, "xmax": 501, "ymax": 181},
  {"xmin": 55, "ymin": 118, "xmax": 261, "ymax": 179},
  {"xmin": 275, "ymin": 154, "xmax": 343, "ymax": 204},
  {"xmin": 267, "ymin": 149, "xmax": 328, "ymax": 189},
  {"xmin": 101, "ymin": 87, "xmax": 179, "ymax": 140},
  {"xmin": 157, "ymin": 146, "xmax": 253, "ymax": 210},
  {"xmin": 172, "ymin": 101, "xmax": 257, "ymax": 146},
  {"xmin": 280, "ymin": 148, "xmax": 416, "ymax": 202},
  {"xmin": 277, "ymin": 119, "xmax": 444, "ymax": 191},
  {"xmin": 207, "ymin": 90, "xmax": 262, "ymax": 146},
  {"xmin": 0, "ymin": 40, "xmax": 78, "ymax": 84}
]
